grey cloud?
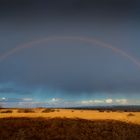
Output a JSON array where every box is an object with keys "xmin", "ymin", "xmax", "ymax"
[
  {"xmin": 0, "ymin": 0, "xmax": 140, "ymax": 97},
  {"xmin": 0, "ymin": 43, "xmax": 140, "ymax": 94}
]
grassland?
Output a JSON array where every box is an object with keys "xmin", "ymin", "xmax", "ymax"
[
  {"xmin": 0, "ymin": 108, "xmax": 140, "ymax": 124},
  {"xmin": 0, "ymin": 117, "xmax": 140, "ymax": 140},
  {"xmin": 0, "ymin": 108, "xmax": 140, "ymax": 140}
]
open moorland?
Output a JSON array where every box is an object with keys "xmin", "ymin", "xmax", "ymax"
[
  {"xmin": 0, "ymin": 108, "xmax": 140, "ymax": 124},
  {"xmin": 0, "ymin": 108, "xmax": 140, "ymax": 140}
]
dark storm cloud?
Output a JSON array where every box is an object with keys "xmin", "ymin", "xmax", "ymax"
[
  {"xmin": 0, "ymin": 43, "xmax": 140, "ymax": 94},
  {"xmin": 0, "ymin": 87, "xmax": 21, "ymax": 93},
  {"xmin": 0, "ymin": 0, "xmax": 140, "ymax": 96},
  {"xmin": 0, "ymin": 86, "xmax": 31, "ymax": 95},
  {"xmin": 0, "ymin": 0, "xmax": 140, "ymax": 18}
]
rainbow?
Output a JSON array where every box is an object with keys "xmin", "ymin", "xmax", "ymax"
[{"xmin": 0, "ymin": 36, "xmax": 140, "ymax": 68}]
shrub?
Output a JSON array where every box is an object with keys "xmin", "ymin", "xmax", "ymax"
[
  {"xmin": 0, "ymin": 110, "xmax": 12, "ymax": 113},
  {"xmin": 106, "ymin": 110, "xmax": 111, "ymax": 113},
  {"xmin": 18, "ymin": 109, "xmax": 35, "ymax": 113},
  {"xmin": 117, "ymin": 110, "xmax": 123, "ymax": 113},
  {"xmin": 42, "ymin": 108, "xmax": 55, "ymax": 113},
  {"xmin": 98, "ymin": 110, "xmax": 104, "ymax": 112},
  {"xmin": 127, "ymin": 113, "xmax": 135, "ymax": 117}
]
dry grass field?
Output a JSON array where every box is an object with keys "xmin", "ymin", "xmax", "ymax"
[
  {"xmin": 0, "ymin": 108, "xmax": 140, "ymax": 124},
  {"xmin": 0, "ymin": 117, "xmax": 140, "ymax": 140},
  {"xmin": 0, "ymin": 108, "xmax": 140, "ymax": 140}
]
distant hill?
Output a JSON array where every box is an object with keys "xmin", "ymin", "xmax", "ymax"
[{"xmin": 66, "ymin": 105, "xmax": 140, "ymax": 112}]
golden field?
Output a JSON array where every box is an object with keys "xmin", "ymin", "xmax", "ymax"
[
  {"xmin": 0, "ymin": 108, "xmax": 140, "ymax": 140},
  {"xmin": 0, "ymin": 108, "xmax": 140, "ymax": 124}
]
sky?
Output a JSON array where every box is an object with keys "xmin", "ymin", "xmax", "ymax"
[{"xmin": 0, "ymin": 0, "xmax": 140, "ymax": 107}]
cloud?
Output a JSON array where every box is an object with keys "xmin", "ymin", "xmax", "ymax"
[
  {"xmin": 51, "ymin": 98, "xmax": 63, "ymax": 102},
  {"xmin": 22, "ymin": 98, "xmax": 33, "ymax": 101},
  {"xmin": 80, "ymin": 98, "xmax": 129, "ymax": 106},
  {"xmin": 0, "ymin": 0, "xmax": 140, "ymax": 100},
  {"xmin": 115, "ymin": 99, "xmax": 127, "ymax": 105},
  {"xmin": 94, "ymin": 100, "xmax": 104, "ymax": 103},
  {"xmin": 0, "ymin": 97, "xmax": 139, "ymax": 108},
  {"xmin": 0, "ymin": 97, "xmax": 33, "ymax": 102},
  {"xmin": 1, "ymin": 40, "xmax": 140, "ymax": 95},
  {"xmin": 0, "ymin": 97, "xmax": 34, "ymax": 108},
  {"xmin": 105, "ymin": 99, "xmax": 113, "ymax": 104},
  {"xmin": 0, "ymin": 85, "xmax": 31, "ymax": 95},
  {"xmin": 0, "ymin": 87, "xmax": 21, "ymax": 93},
  {"xmin": 81, "ymin": 99, "xmax": 104, "ymax": 105},
  {"xmin": 0, "ymin": 97, "xmax": 6, "ymax": 102}
]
